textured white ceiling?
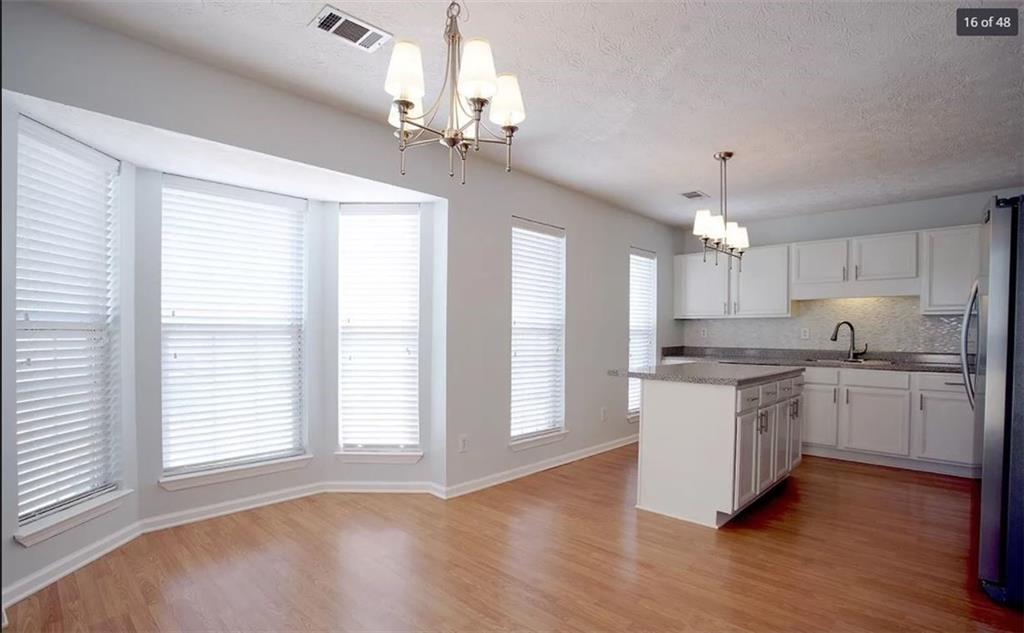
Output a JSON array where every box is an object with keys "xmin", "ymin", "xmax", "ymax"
[{"xmin": 52, "ymin": 1, "xmax": 1023, "ymax": 225}]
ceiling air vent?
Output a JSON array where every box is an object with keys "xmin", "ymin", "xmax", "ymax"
[
  {"xmin": 680, "ymin": 190, "xmax": 710, "ymax": 200},
  {"xmin": 310, "ymin": 5, "xmax": 391, "ymax": 53}
]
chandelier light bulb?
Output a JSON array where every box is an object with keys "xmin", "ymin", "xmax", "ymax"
[
  {"xmin": 489, "ymin": 74, "xmax": 526, "ymax": 127},
  {"xmin": 384, "ymin": 41, "xmax": 426, "ymax": 101},
  {"xmin": 388, "ymin": 96, "xmax": 424, "ymax": 129},
  {"xmin": 457, "ymin": 38, "xmax": 499, "ymax": 100},
  {"xmin": 692, "ymin": 209, "xmax": 712, "ymax": 237}
]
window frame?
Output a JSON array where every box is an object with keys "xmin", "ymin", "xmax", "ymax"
[
  {"xmin": 509, "ymin": 216, "xmax": 567, "ymax": 444},
  {"xmin": 627, "ymin": 247, "xmax": 658, "ymax": 420},
  {"xmin": 158, "ymin": 174, "xmax": 310, "ymax": 476}
]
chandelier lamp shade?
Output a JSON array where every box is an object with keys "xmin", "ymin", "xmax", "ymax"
[
  {"xmin": 384, "ymin": 1, "xmax": 526, "ymax": 184},
  {"xmin": 692, "ymin": 151, "xmax": 749, "ymax": 267}
]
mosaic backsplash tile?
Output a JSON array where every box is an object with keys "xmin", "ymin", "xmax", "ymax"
[{"xmin": 681, "ymin": 297, "xmax": 962, "ymax": 353}]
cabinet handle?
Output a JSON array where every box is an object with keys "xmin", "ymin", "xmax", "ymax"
[
  {"xmin": 845, "ymin": 389, "xmax": 850, "ymax": 405},
  {"xmin": 855, "ymin": 264, "xmax": 860, "ymax": 279},
  {"xmin": 724, "ymin": 302, "xmax": 729, "ymax": 315},
  {"xmin": 833, "ymin": 387, "xmax": 837, "ymax": 403},
  {"xmin": 944, "ymin": 381, "xmax": 966, "ymax": 387},
  {"xmin": 842, "ymin": 265, "xmax": 847, "ymax": 281},
  {"xmin": 734, "ymin": 301, "xmax": 739, "ymax": 314},
  {"xmin": 919, "ymin": 393, "xmax": 924, "ymax": 411}
]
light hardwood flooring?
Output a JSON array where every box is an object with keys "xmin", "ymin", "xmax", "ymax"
[{"xmin": 7, "ymin": 446, "xmax": 1023, "ymax": 632}]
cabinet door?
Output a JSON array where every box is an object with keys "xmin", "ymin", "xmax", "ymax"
[
  {"xmin": 802, "ymin": 384, "xmax": 839, "ymax": 446},
  {"xmin": 790, "ymin": 395, "xmax": 803, "ymax": 467},
  {"xmin": 792, "ymin": 239, "xmax": 848, "ymax": 284},
  {"xmin": 920, "ymin": 226, "xmax": 982, "ymax": 315},
  {"xmin": 756, "ymin": 407, "xmax": 777, "ymax": 494},
  {"xmin": 912, "ymin": 390, "xmax": 979, "ymax": 465},
  {"xmin": 839, "ymin": 387, "xmax": 910, "ymax": 456},
  {"xmin": 674, "ymin": 253, "xmax": 730, "ymax": 318},
  {"xmin": 734, "ymin": 411, "xmax": 758, "ymax": 510},
  {"xmin": 731, "ymin": 244, "xmax": 790, "ymax": 317},
  {"xmin": 851, "ymin": 233, "xmax": 917, "ymax": 281},
  {"xmin": 774, "ymin": 401, "xmax": 791, "ymax": 479}
]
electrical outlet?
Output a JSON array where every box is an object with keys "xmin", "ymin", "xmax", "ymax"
[
  {"xmin": 700, "ymin": 327, "xmax": 708, "ymax": 338},
  {"xmin": 600, "ymin": 407, "xmax": 607, "ymax": 422},
  {"xmin": 800, "ymin": 328, "xmax": 810, "ymax": 340},
  {"xmin": 458, "ymin": 434, "xmax": 469, "ymax": 453}
]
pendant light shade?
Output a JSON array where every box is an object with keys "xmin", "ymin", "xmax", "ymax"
[
  {"xmin": 457, "ymin": 38, "xmax": 498, "ymax": 99},
  {"xmin": 385, "ymin": 41, "xmax": 426, "ymax": 101},
  {"xmin": 733, "ymin": 227, "xmax": 750, "ymax": 250},
  {"xmin": 725, "ymin": 221, "xmax": 741, "ymax": 247},
  {"xmin": 705, "ymin": 215, "xmax": 726, "ymax": 241},
  {"xmin": 692, "ymin": 209, "xmax": 712, "ymax": 237},
  {"xmin": 489, "ymin": 74, "xmax": 526, "ymax": 127}
]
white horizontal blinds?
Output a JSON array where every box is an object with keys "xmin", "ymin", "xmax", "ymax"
[
  {"xmin": 15, "ymin": 117, "xmax": 121, "ymax": 523},
  {"xmin": 511, "ymin": 217, "xmax": 566, "ymax": 439},
  {"xmin": 161, "ymin": 176, "xmax": 306, "ymax": 473},
  {"xmin": 628, "ymin": 249, "xmax": 657, "ymax": 416},
  {"xmin": 338, "ymin": 207, "xmax": 421, "ymax": 450}
]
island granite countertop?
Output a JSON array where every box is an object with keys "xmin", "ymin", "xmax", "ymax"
[{"xmin": 623, "ymin": 362, "xmax": 804, "ymax": 387}]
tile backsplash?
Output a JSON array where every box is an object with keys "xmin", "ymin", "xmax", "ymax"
[{"xmin": 681, "ymin": 297, "xmax": 962, "ymax": 353}]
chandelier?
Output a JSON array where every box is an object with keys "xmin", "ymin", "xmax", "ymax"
[
  {"xmin": 692, "ymin": 151, "xmax": 749, "ymax": 266},
  {"xmin": 384, "ymin": 1, "xmax": 525, "ymax": 185}
]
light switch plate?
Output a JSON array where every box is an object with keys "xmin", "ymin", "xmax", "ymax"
[{"xmin": 800, "ymin": 328, "xmax": 810, "ymax": 340}]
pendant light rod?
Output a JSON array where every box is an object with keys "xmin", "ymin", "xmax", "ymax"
[{"xmin": 692, "ymin": 151, "xmax": 747, "ymax": 268}]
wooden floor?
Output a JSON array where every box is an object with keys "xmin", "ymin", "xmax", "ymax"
[{"xmin": 8, "ymin": 446, "xmax": 1023, "ymax": 632}]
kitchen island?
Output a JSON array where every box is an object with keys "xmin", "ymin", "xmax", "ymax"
[{"xmin": 628, "ymin": 362, "xmax": 805, "ymax": 528}]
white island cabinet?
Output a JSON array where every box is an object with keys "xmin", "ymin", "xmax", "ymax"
[{"xmin": 629, "ymin": 363, "xmax": 804, "ymax": 528}]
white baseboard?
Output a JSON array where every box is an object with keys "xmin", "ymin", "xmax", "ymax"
[
  {"xmin": 2, "ymin": 523, "xmax": 141, "ymax": 609},
  {"xmin": 2, "ymin": 437, "xmax": 636, "ymax": 611},
  {"xmin": 442, "ymin": 434, "xmax": 638, "ymax": 499},
  {"xmin": 802, "ymin": 445, "xmax": 981, "ymax": 478}
]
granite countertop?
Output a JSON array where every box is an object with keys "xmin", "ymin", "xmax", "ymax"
[
  {"xmin": 622, "ymin": 362, "xmax": 804, "ymax": 387},
  {"xmin": 660, "ymin": 346, "xmax": 964, "ymax": 374}
]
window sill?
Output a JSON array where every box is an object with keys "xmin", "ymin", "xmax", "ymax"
[
  {"xmin": 335, "ymin": 450, "xmax": 424, "ymax": 464},
  {"xmin": 14, "ymin": 488, "xmax": 134, "ymax": 547},
  {"xmin": 509, "ymin": 429, "xmax": 569, "ymax": 452},
  {"xmin": 627, "ymin": 414, "xmax": 639, "ymax": 424},
  {"xmin": 159, "ymin": 454, "xmax": 314, "ymax": 491}
]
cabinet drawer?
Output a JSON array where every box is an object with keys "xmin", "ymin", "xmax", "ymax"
[
  {"xmin": 841, "ymin": 369, "xmax": 910, "ymax": 390},
  {"xmin": 760, "ymin": 381, "xmax": 780, "ymax": 405},
  {"xmin": 736, "ymin": 386, "xmax": 761, "ymax": 412},
  {"xmin": 915, "ymin": 373, "xmax": 968, "ymax": 393},
  {"xmin": 777, "ymin": 379, "xmax": 797, "ymax": 399},
  {"xmin": 804, "ymin": 367, "xmax": 839, "ymax": 385}
]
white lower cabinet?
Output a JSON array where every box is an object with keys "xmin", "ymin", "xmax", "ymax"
[
  {"xmin": 755, "ymin": 405, "xmax": 777, "ymax": 494},
  {"xmin": 800, "ymin": 369, "xmax": 980, "ymax": 476},
  {"xmin": 838, "ymin": 386, "xmax": 911, "ymax": 456},
  {"xmin": 774, "ymin": 401, "xmax": 791, "ymax": 479},
  {"xmin": 912, "ymin": 389, "xmax": 978, "ymax": 465},
  {"xmin": 734, "ymin": 410, "xmax": 758, "ymax": 509},
  {"xmin": 802, "ymin": 384, "xmax": 839, "ymax": 446}
]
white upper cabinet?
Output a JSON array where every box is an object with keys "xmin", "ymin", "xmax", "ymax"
[
  {"xmin": 730, "ymin": 245, "xmax": 790, "ymax": 318},
  {"xmin": 791, "ymin": 239, "xmax": 848, "ymax": 285},
  {"xmin": 920, "ymin": 225, "xmax": 983, "ymax": 315},
  {"xmin": 674, "ymin": 253, "xmax": 730, "ymax": 318},
  {"xmin": 852, "ymin": 232, "xmax": 917, "ymax": 281},
  {"xmin": 791, "ymin": 232, "xmax": 920, "ymax": 300}
]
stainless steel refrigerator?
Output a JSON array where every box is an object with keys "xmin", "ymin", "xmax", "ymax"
[{"xmin": 961, "ymin": 194, "xmax": 1023, "ymax": 608}]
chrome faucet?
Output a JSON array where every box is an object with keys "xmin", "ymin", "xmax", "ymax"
[{"xmin": 830, "ymin": 321, "xmax": 868, "ymax": 361}]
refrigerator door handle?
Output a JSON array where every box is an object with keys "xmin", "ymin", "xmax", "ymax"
[{"xmin": 960, "ymin": 279, "xmax": 979, "ymax": 409}]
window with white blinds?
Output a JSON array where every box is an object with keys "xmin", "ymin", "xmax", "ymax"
[
  {"xmin": 161, "ymin": 176, "xmax": 307, "ymax": 473},
  {"xmin": 628, "ymin": 249, "xmax": 657, "ymax": 416},
  {"xmin": 510, "ymin": 217, "xmax": 566, "ymax": 439},
  {"xmin": 338, "ymin": 207, "xmax": 420, "ymax": 450},
  {"xmin": 14, "ymin": 117, "xmax": 121, "ymax": 523}
]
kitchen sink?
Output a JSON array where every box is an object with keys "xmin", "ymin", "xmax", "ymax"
[{"xmin": 802, "ymin": 358, "xmax": 896, "ymax": 367}]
